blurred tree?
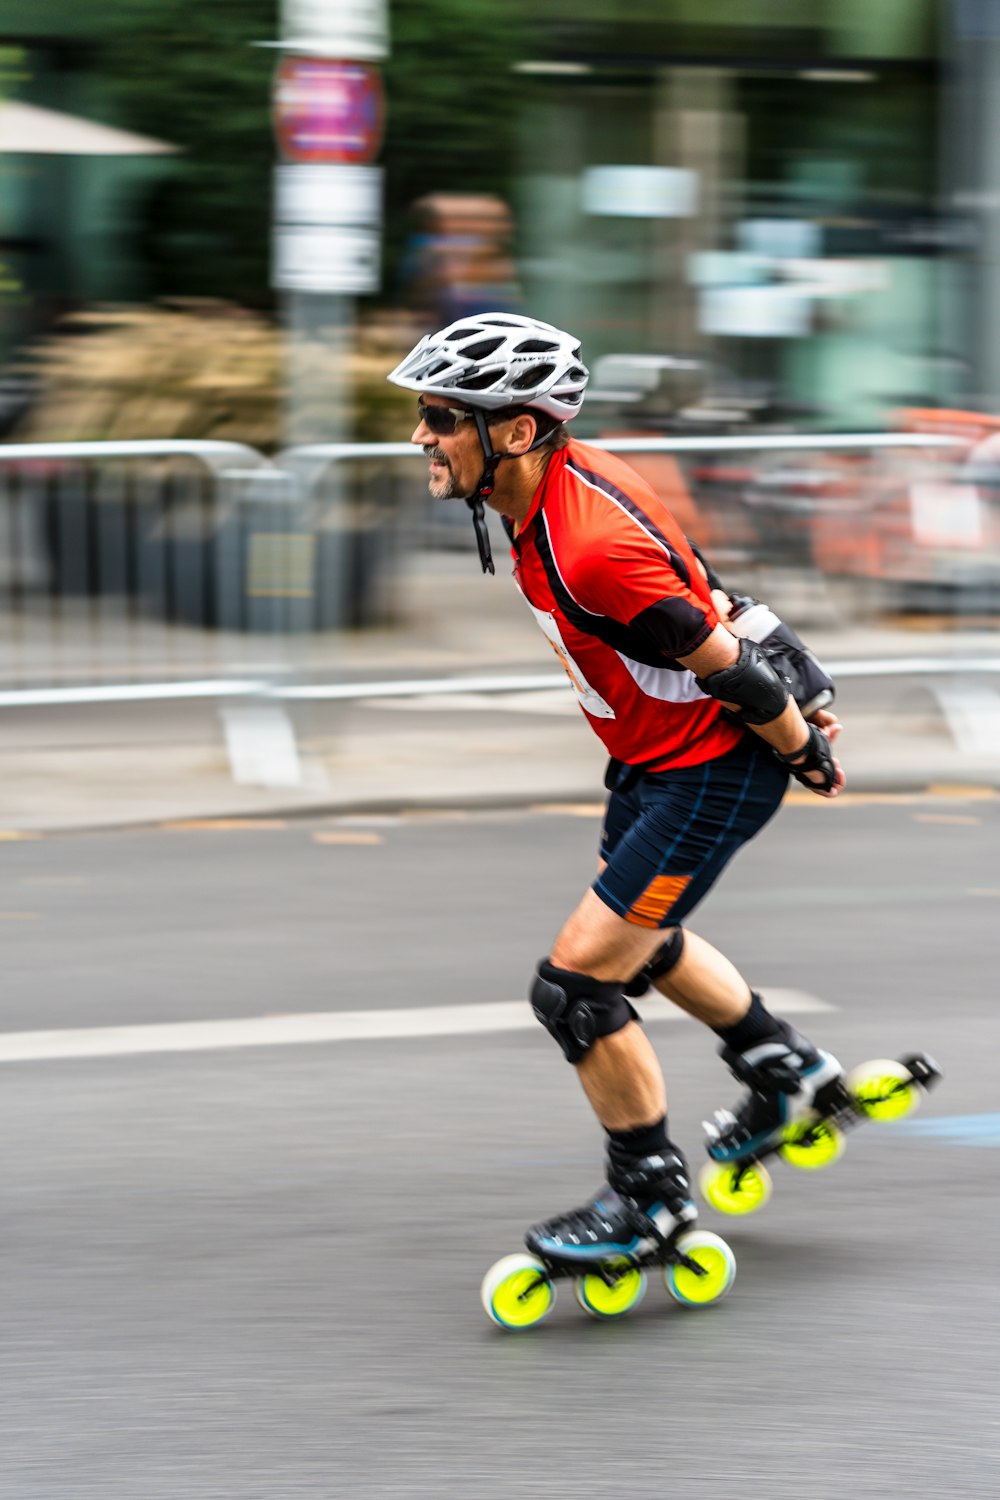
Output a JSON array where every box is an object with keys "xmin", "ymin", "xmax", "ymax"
[
  {"xmin": 98, "ymin": 0, "xmax": 527, "ymax": 308},
  {"xmin": 101, "ymin": 0, "xmax": 277, "ymax": 305}
]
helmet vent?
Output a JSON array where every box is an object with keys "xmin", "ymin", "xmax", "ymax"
[
  {"xmin": 514, "ymin": 339, "xmax": 558, "ymax": 353},
  {"xmin": 446, "ymin": 327, "xmax": 483, "ymax": 341},
  {"xmin": 512, "ymin": 363, "xmax": 555, "ymax": 390},
  {"xmin": 461, "ymin": 337, "xmax": 506, "ymax": 360},
  {"xmin": 458, "ymin": 370, "xmax": 502, "ymax": 390}
]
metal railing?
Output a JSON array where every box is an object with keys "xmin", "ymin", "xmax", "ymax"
[{"xmin": 0, "ymin": 430, "xmax": 984, "ymax": 699}]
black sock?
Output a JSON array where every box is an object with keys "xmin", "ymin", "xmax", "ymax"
[
  {"xmin": 714, "ymin": 991, "xmax": 782, "ymax": 1052},
  {"xmin": 608, "ymin": 1116, "xmax": 669, "ymax": 1159}
]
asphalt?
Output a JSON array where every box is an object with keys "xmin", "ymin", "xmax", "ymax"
[
  {"xmin": 3, "ymin": 803, "xmax": 997, "ymax": 1498},
  {"xmin": 2, "ymin": 552, "xmax": 999, "ymax": 832}
]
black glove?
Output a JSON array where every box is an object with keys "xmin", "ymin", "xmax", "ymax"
[{"xmin": 775, "ymin": 721, "xmax": 838, "ymax": 793}]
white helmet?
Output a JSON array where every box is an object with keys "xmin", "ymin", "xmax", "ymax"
[{"xmin": 387, "ymin": 312, "xmax": 589, "ymax": 421}]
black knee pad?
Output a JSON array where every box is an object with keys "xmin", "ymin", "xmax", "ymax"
[
  {"xmin": 530, "ymin": 959, "xmax": 639, "ymax": 1064},
  {"xmin": 622, "ymin": 928, "xmax": 685, "ymax": 998}
]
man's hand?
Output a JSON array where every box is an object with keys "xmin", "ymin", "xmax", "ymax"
[
  {"xmin": 809, "ymin": 706, "xmax": 842, "ymax": 742},
  {"xmin": 710, "ymin": 587, "xmax": 732, "ymax": 623},
  {"xmin": 780, "ymin": 720, "xmax": 845, "ymax": 798}
]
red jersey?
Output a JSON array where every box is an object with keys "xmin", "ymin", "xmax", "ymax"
[{"xmin": 509, "ymin": 439, "xmax": 743, "ymax": 770}]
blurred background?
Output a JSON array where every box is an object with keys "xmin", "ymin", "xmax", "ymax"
[
  {"xmin": 2, "ymin": 0, "xmax": 1000, "ymax": 675},
  {"xmin": 0, "ymin": 0, "xmax": 998, "ymax": 784}
]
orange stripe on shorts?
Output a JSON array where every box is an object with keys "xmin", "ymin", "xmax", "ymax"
[{"xmin": 626, "ymin": 873, "xmax": 692, "ymax": 929}]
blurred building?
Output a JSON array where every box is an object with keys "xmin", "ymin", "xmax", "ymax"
[{"xmin": 514, "ymin": 0, "xmax": 985, "ymax": 433}]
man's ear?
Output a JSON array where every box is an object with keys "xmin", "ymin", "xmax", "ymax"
[{"xmin": 508, "ymin": 413, "xmax": 538, "ymax": 454}]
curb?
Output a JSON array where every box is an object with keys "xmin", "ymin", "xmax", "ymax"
[{"xmin": 5, "ymin": 774, "xmax": 997, "ymax": 839}]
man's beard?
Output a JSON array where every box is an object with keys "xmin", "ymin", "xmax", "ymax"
[{"xmin": 425, "ymin": 445, "xmax": 465, "ymax": 501}]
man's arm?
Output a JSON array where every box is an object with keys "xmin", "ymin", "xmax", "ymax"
[{"xmin": 678, "ymin": 625, "xmax": 844, "ymax": 797}]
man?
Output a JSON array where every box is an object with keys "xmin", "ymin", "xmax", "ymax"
[{"xmin": 388, "ymin": 312, "xmax": 845, "ymax": 1268}]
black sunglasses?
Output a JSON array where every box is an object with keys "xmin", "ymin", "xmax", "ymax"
[{"xmin": 417, "ymin": 400, "xmax": 476, "ymax": 436}]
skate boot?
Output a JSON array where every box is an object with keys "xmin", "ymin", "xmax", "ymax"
[
  {"xmin": 700, "ymin": 1031, "xmax": 942, "ymax": 1218},
  {"xmin": 705, "ymin": 1021, "xmax": 844, "ymax": 1164},
  {"xmin": 700, "ymin": 1020, "xmax": 845, "ymax": 1215},
  {"xmin": 525, "ymin": 1141, "xmax": 698, "ymax": 1265},
  {"xmin": 481, "ymin": 1142, "xmax": 736, "ymax": 1330}
]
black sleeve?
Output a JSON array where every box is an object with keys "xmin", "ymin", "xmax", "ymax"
[{"xmin": 628, "ymin": 596, "xmax": 715, "ymax": 661}]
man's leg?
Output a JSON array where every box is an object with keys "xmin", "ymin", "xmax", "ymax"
[
  {"xmin": 632, "ymin": 924, "xmax": 843, "ymax": 1163},
  {"xmin": 647, "ymin": 928, "xmax": 752, "ymax": 1029},
  {"xmin": 525, "ymin": 888, "xmax": 699, "ymax": 1264},
  {"xmin": 548, "ymin": 887, "xmax": 670, "ymax": 1131},
  {"xmin": 526, "ymin": 740, "xmax": 792, "ymax": 1254}
]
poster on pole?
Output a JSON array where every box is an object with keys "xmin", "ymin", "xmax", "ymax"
[{"xmin": 274, "ymin": 57, "xmax": 384, "ymax": 165}]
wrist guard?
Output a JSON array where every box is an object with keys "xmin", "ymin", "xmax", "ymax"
[{"xmin": 776, "ymin": 722, "xmax": 837, "ymax": 793}]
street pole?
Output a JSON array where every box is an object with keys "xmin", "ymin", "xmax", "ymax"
[{"xmin": 270, "ymin": 0, "xmax": 388, "ymax": 626}]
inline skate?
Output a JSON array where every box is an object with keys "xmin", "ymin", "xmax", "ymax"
[
  {"xmin": 482, "ymin": 1141, "xmax": 736, "ymax": 1330},
  {"xmin": 698, "ymin": 1021, "xmax": 942, "ymax": 1215}
]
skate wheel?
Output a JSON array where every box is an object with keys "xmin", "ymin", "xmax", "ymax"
[
  {"xmin": 779, "ymin": 1118, "xmax": 846, "ymax": 1170},
  {"xmin": 698, "ymin": 1159, "xmax": 773, "ymax": 1216},
  {"xmin": 481, "ymin": 1254, "xmax": 554, "ymax": 1331},
  {"xmin": 665, "ymin": 1231, "xmax": 736, "ymax": 1306},
  {"xmin": 573, "ymin": 1259, "xmax": 647, "ymax": 1320},
  {"xmin": 846, "ymin": 1059, "xmax": 922, "ymax": 1122}
]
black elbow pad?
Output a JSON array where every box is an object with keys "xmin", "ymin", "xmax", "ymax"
[{"xmin": 696, "ymin": 637, "xmax": 790, "ymax": 725}]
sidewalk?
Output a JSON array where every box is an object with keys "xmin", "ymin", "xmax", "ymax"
[{"xmin": 2, "ymin": 554, "xmax": 999, "ymax": 834}]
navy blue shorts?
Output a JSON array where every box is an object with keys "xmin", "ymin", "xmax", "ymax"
[{"xmin": 593, "ymin": 735, "xmax": 788, "ymax": 929}]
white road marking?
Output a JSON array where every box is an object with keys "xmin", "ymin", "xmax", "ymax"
[
  {"xmin": 220, "ymin": 704, "xmax": 310, "ymax": 789},
  {"xmin": 0, "ymin": 989, "xmax": 831, "ymax": 1065},
  {"xmin": 930, "ymin": 681, "xmax": 1000, "ymax": 756}
]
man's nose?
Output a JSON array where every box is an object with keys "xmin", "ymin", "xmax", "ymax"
[{"xmin": 411, "ymin": 419, "xmax": 432, "ymax": 445}]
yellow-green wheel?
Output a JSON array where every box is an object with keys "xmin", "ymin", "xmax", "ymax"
[
  {"xmin": 846, "ymin": 1059, "xmax": 921, "ymax": 1122},
  {"xmin": 665, "ymin": 1231, "xmax": 737, "ymax": 1306},
  {"xmin": 481, "ymin": 1254, "xmax": 554, "ymax": 1331},
  {"xmin": 698, "ymin": 1158, "xmax": 773, "ymax": 1216},
  {"xmin": 573, "ymin": 1259, "xmax": 647, "ymax": 1320},
  {"xmin": 779, "ymin": 1117, "xmax": 846, "ymax": 1170}
]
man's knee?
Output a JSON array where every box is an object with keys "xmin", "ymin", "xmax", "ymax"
[
  {"xmin": 530, "ymin": 958, "xmax": 638, "ymax": 1064},
  {"xmin": 623, "ymin": 927, "xmax": 685, "ymax": 998}
]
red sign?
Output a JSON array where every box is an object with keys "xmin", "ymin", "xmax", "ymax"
[{"xmin": 273, "ymin": 57, "xmax": 384, "ymax": 165}]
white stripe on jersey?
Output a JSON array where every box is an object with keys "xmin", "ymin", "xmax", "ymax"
[{"xmin": 615, "ymin": 654, "xmax": 709, "ymax": 704}]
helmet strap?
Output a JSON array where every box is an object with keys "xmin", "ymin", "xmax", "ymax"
[
  {"xmin": 464, "ymin": 408, "xmax": 555, "ymax": 575},
  {"xmin": 465, "ymin": 494, "xmax": 495, "ymax": 575},
  {"xmin": 463, "ymin": 408, "xmax": 501, "ymax": 575}
]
